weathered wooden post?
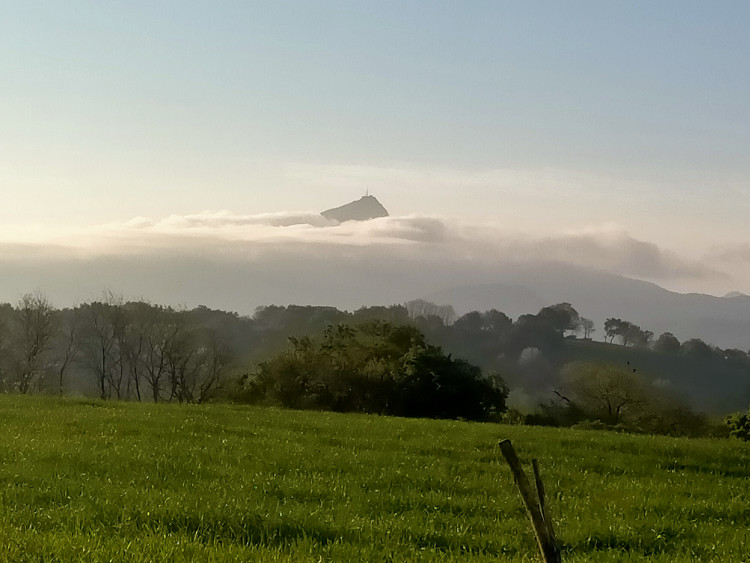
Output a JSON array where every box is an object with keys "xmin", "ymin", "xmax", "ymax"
[{"xmin": 499, "ymin": 439, "xmax": 561, "ymax": 563}]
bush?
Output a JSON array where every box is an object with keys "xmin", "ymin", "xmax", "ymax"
[
  {"xmin": 243, "ymin": 321, "xmax": 508, "ymax": 421},
  {"xmin": 726, "ymin": 408, "xmax": 750, "ymax": 441}
]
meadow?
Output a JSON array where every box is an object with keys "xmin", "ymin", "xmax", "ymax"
[{"xmin": 0, "ymin": 396, "xmax": 747, "ymax": 562}]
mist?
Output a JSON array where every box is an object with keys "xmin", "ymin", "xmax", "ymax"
[{"xmin": 0, "ymin": 211, "xmax": 729, "ymax": 315}]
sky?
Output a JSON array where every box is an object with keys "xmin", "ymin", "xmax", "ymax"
[{"xmin": 2, "ymin": 1, "xmax": 750, "ymax": 309}]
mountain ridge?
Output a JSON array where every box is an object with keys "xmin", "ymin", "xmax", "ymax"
[{"xmin": 425, "ymin": 261, "xmax": 750, "ymax": 350}]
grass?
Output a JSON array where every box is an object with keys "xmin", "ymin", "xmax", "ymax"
[{"xmin": 0, "ymin": 396, "xmax": 747, "ymax": 561}]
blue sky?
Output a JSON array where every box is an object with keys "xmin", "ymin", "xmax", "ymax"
[{"xmin": 2, "ymin": 1, "xmax": 750, "ymax": 300}]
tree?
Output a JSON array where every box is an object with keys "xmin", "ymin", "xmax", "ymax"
[
  {"xmin": 579, "ymin": 318, "xmax": 595, "ymax": 339},
  {"xmin": 122, "ymin": 306, "xmax": 232, "ymax": 404},
  {"xmin": 653, "ymin": 332, "xmax": 680, "ymax": 353},
  {"xmin": 453, "ymin": 311, "xmax": 483, "ymax": 333},
  {"xmin": 404, "ymin": 299, "xmax": 457, "ymax": 325},
  {"xmin": 0, "ymin": 296, "xmax": 232, "ymax": 403},
  {"xmin": 107, "ymin": 303, "xmax": 130, "ymax": 399},
  {"xmin": 500, "ymin": 313, "xmax": 563, "ymax": 360},
  {"xmin": 726, "ymin": 406, "xmax": 750, "ymax": 441},
  {"xmin": 81, "ymin": 293, "xmax": 124, "ymax": 400},
  {"xmin": 603, "ymin": 318, "xmax": 651, "ymax": 347},
  {"xmin": 0, "ymin": 303, "xmax": 12, "ymax": 390},
  {"xmin": 453, "ymin": 309, "xmax": 512, "ymax": 335},
  {"xmin": 627, "ymin": 327, "xmax": 653, "ymax": 348},
  {"xmin": 723, "ymin": 348, "xmax": 750, "ymax": 368},
  {"xmin": 13, "ymin": 292, "xmax": 58, "ymax": 393},
  {"xmin": 680, "ymin": 338, "xmax": 716, "ymax": 361},
  {"xmin": 54, "ymin": 307, "xmax": 81, "ymax": 396},
  {"xmin": 119, "ymin": 301, "xmax": 155, "ymax": 402},
  {"xmin": 558, "ymin": 361, "xmax": 704, "ymax": 434},
  {"xmin": 604, "ymin": 318, "xmax": 623, "ymax": 343},
  {"xmin": 184, "ymin": 329, "xmax": 228, "ymax": 403},
  {"xmin": 245, "ymin": 321, "xmax": 507, "ymax": 421},
  {"xmin": 537, "ymin": 303, "xmax": 580, "ymax": 336},
  {"xmin": 560, "ymin": 362, "xmax": 649, "ymax": 425},
  {"xmin": 141, "ymin": 306, "xmax": 186, "ymax": 403},
  {"xmin": 352, "ymin": 305, "xmax": 410, "ymax": 325}
]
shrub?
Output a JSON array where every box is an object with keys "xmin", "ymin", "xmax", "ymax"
[
  {"xmin": 726, "ymin": 408, "xmax": 750, "ymax": 441},
  {"xmin": 243, "ymin": 321, "xmax": 508, "ymax": 421}
]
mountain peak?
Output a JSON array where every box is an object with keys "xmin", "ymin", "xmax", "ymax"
[{"xmin": 321, "ymin": 195, "xmax": 389, "ymax": 223}]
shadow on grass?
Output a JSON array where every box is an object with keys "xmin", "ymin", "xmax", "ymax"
[
  {"xmin": 409, "ymin": 531, "xmax": 518, "ymax": 557},
  {"xmin": 143, "ymin": 513, "xmax": 350, "ymax": 547},
  {"xmin": 561, "ymin": 526, "xmax": 683, "ymax": 557},
  {"xmin": 135, "ymin": 512, "xmax": 516, "ymax": 556},
  {"xmin": 659, "ymin": 460, "xmax": 750, "ymax": 479}
]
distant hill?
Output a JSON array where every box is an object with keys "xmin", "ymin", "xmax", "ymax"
[
  {"xmin": 426, "ymin": 261, "xmax": 750, "ymax": 350},
  {"xmin": 321, "ymin": 195, "xmax": 389, "ymax": 222}
]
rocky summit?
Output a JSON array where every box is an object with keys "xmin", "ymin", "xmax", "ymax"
[{"xmin": 321, "ymin": 195, "xmax": 389, "ymax": 222}]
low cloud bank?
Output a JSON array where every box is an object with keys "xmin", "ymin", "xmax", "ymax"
[{"xmin": 0, "ymin": 212, "xmax": 728, "ymax": 312}]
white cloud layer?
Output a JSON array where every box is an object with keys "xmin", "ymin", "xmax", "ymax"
[{"xmin": 0, "ymin": 211, "xmax": 736, "ymax": 312}]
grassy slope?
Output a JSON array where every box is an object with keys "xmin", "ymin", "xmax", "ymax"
[{"xmin": 0, "ymin": 396, "xmax": 747, "ymax": 562}]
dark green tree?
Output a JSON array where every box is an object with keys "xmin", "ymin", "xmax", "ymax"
[
  {"xmin": 603, "ymin": 318, "xmax": 651, "ymax": 347},
  {"xmin": 653, "ymin": 332, "xmax": 680, "ymax": 353},
  {"xmin": 245, "ymin": 321, "xmax": 507, "ymax": 421},
  {"xmin": 537, "ymin": 303, "xmax": 581, "ymax": 336},
  {"xmin": 726, "ymin": 407, "xmax": 750, "ymax": 441},
  {"xmin": 680, "ymin": 338, "xmax": 716, "ymax": 361}
]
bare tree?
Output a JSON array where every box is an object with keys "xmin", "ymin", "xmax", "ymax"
[
  {"xmin": 106, "ymin": 304, "xmax": 130, "ymax": 400},
  {"xmin": 173, "ymin": 329, "xmax": 228, "ymax": 404},
  {"xmin": 55, "ymin": 307, "xmax": 81, "ymax": 395},
  {"xmin": 14, "ymin": 292, "xmax": 58, "ymax": 394},
  {"xmin": 121, "ymin": 301, "xmax": 158, "ymax": 402},
  {"xmin": 82, "ymin": 292, "xmax": 124, "ymax": 400},
  {"xmin": 193, "ymin": 330, "xmax": 228, "ymax": 403},
  {"xmin": 140, "ymin": 306, "xmax": 189, "ymax": 403},
  {"xmin": 164, "ymin": 316, "xmax": 196, "ymax": 403},
  {"xmin": 0, "ymin": 303, "xmax": 14, "ymax": 391}
]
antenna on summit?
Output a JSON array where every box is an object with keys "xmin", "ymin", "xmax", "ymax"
[{"xmin": 365, "ymin": 187, "xmax": 370, "ymax": 197}]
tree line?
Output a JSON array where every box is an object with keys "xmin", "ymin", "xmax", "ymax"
[
  {"xmin": 1, "ymin": 292, "xmax": 749, "ymax": 435},
  {"xmin": 0, "ymin": 292, "xmax": 228, "ymax": 402}
]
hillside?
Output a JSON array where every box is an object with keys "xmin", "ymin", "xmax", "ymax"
[
  {"xmin": 429, "ymin": 327, "xmax": 750, "ymax": 416},
  {"xmin": 427, "ymin": 261, "xmax": 750, "ymax": 350},
  {"xmin": 0, "ymin": 395, "xmax": 748, "ymax": 561},
  {"xmin": 556, "ymin": 340, "xmax": 750, "ymax": 414}
]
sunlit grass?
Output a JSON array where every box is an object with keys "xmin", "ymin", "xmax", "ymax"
[{"xmin": 0, "ymin": 395, "xmax": 746, "ymax": 561}]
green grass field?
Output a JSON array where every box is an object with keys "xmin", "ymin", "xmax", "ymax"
[{"xmin": 0, "ymin": 396, "xmax": 747, "ymax": 562}]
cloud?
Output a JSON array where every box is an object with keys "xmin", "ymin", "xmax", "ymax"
[
  {"xmin": 0, "ymin": 212, "xmax": 718, "ymax": 278},
  {"xmin": 707, "ymin": 242, "xmax": 750, "ymax": 263},
  {"xmin": 149, "ymin": 211, "xmax": 336, "ymax": 230},
  {"xmin": 0, "ymin": 211, "xmax": 726, "ymax": 312},
  {"xmin": 511, "ymin": 229, "xmax": 719, "ymax": 281}
]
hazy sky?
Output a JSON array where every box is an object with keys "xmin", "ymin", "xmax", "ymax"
[{"xmin": 2, "ymin": 1, "xmax": 750, "ymax": 307}]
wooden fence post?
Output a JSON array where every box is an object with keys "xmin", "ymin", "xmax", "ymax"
[{"xmin": 499, "ymin": 439, "xmax": 561, "ymax": 563}]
